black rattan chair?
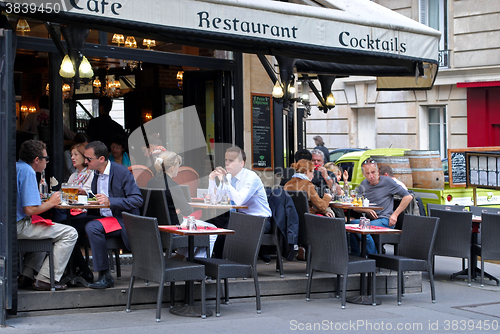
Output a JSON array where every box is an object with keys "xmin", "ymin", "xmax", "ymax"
[
  {"xmin": 369, "ymin": 215, "xmax": 440, "ymax": 305},
  {"xmin": 430, "ymin": 209, "xmax": 473, "ymax": 285},
  {"xmin": 286, "ymin": 190, "xmax": 311, "ymax": 275},
  {"xmin": 18, "ymin": 239, "xmax": 55, "ymax": 290},
  {"xmin": 372, "ymin": 198, "xmax": 405, "ymax": 254},
  {"xmin": 140, "ymin": 187, "xmax": 209, "ymax": 257},
  {"xmin": 195, "ymin": 212, "xmax": 266, "ymax": 317},
  {"xmin": 472, "ymin": 213, "xmax": 500, "ymax": 286},
  {"xmin": 469, "ymin": 206, "xmax": 500, "ymax": 216},
  {"xmin": 427, "ymin": 203, "xmax": 467, "ymax": 216},
  {"xmin": 305, "ymin": 213, "xmax": 377, "ymax": 309},
  {"xmin": 122, "ymin": 212, "xmax": 206, "ymax": 322}
]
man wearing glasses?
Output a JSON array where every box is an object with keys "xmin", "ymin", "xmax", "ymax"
[
  {"xmin": 68, "ymin": 141, "xmax": 143, "ymax": 289},
  {"xmin": 350, "ymin": 158, "xmax": 412, "ymax": 256},
  {"xmin": 16, "ymin": 140, "xmax": 78, "ymax": 291}
]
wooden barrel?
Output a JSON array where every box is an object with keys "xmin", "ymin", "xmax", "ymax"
[
  {"xmin": 371, "ymin": 156, "xmax": 413, "ymax": 189},
  {"xmin": 404, "ymin": 150, "xmax": 444, "ymax": 189}
]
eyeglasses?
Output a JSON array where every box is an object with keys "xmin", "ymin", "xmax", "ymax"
[
  {"xmin": 362, "ymin": 159, "xmax": 376, "ymax": 165},
  {"xmin": 84, "ymin": 156, "xmax": 98, "ymax": 162},
  {"xmin": 39, "ymin": 156, "xmax": 49, "ymax": 161}
]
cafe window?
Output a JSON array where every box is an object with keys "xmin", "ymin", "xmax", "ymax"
[
  {"xmin": 428, "ymin": 106, "xmax": 447, "ymax": 159},
  {"xmin": 420, "ymin": 0, "xmax": 448, "ymax": 67}
]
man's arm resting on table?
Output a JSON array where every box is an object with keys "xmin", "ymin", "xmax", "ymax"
[{"xmin": 23, "ymin": 192, "xmax": 61, "ymax": 217}]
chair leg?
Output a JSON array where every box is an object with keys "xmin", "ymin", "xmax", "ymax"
[
  {"xmin": 114, "ymin": 249, "xmax": 121, "ymax": 278},
  {"xmin": 335, "ymin": 274, "xmax": 340, "ymax": 299},
  {"xmin": 224, "ymin": 278, "xmax": 229, "ymax": 304},
  {"xmin": 467, "ymin": 256, "xmax": 471, "ymax": 286},
  {"xmin": 429, "ymin": 269, "xmax": 436, "ymax": 303},
  {"xmin": 396, "ymin": 271, "xmax": 402, "ymax": 305},
  {"xmin": 481, "ymin": 257, "xmax": 485, "ymax": 287},
  {"xmin": 126, "ymin": 276, "xmax": 135, "ymax": 312},
  {"xmin": 200, "ymin": 279, "xmax": 206, "ymax": 319},
  {"xmin": 306, "ymin": 270, "xmax": 313, "ymax": 301},
  {"xmin": 305, "ymin": 245, "xmax": 312, "ymax": 277},
  {"xmin": 215, "ymin": 278, "xmax": 221, "ymax": 317},
  {"xmin": 48, "ymin": 249, "xmax": 55, "ymax": 291},
  {"xmin": 341, "ymin": 275, "xmax": 347, "ymax": 309},
  {"xmin": 253, "ymin": 269, "xmax": 261, "ymax": 314},
  {"xmin": 156, "ymin": 280, "xmax": 164, "ymax": 322},
  {"xmin": 371, "ymin": 272, "xmax": 377, "ymax": 306},
  {"xmin": 170, "ymin": 282, "xmax": 175, "ymax": 308}
]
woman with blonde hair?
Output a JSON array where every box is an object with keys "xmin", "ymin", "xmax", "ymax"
[
  {"xmin": 284, "ymin": 159, "xmax": 334, "ymax": 217},
  {"xmin": 147, "ymin": 150, "xmax": 216, "ymax": 258},
  {"xmin": 324, "ymin": 162, "xmax": 349, "ymax": 196}
]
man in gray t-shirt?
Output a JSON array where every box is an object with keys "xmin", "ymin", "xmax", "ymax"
[{"xmin": 350, "ymin": 158, "xmax": 412, "ymax": 255}]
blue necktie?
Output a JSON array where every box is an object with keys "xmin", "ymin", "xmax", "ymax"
[{"xmin": 230, "ymin": 177, "xmax": 237, "ymax": 210}]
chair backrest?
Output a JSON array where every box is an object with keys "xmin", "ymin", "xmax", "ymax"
[
  {"xmin": 469, "ymin": 206, "xmax": 500, "ymax": 216},
  {"xmin": 171, "ymin": 166, "xmax": 200, "ymax": 198},
  {"xmin": 429, "ymin": 209, "xmax": 472, "ymax": 258},
  {"xmin": 305, "ymin": 213, "xmax": 348, "ymax": 273},
  {"xmin": 128, "ymin": 165, "xmax": 154, "ymax": 187},
  {"xmin": 140, "ymin": 187, "xmax": 173, "ymax": 225},
  {"xmin": 415, "ymin": 196, "xmax": 426, "ymax": 216},
  {"xmin": 479, "ymin": 213, "xmax": 500, "ymax": 260},
  {"xmin": 179, "ymin": 184, "xmax": 191, "ymax": 202},
  {"xmin": 427, "ymin": 203, "xmax": 467, "ymax": 217},
  {"xmin": 122, "ymin": 212, "xmax": 165, "ymax": 283},
  {"xmin": 399, "ymin": 215, "xmax": 440, "ymax": 261},
  {"xmin": 286, "ymin": 190, "xmax": 309, "ymax": 246},
  {"xmin": 223, "ymin": 212, "xmax": 266, "ymax": 266}
]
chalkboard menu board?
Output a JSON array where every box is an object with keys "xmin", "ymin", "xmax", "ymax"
[
  {"xmin": 251, "ymin": 94, "xmax": 273, "ymax": 170},
  {"xmin": 448, "ymin": 147, "xmax": 500, "ymax": 187}
]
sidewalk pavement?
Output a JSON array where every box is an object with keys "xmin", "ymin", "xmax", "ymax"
[{"xmin": 4, "ymin": 256, "xmax": 500, "ymax": 334}]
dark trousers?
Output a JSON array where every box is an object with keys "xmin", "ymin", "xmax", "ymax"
[{"xmin": 65, "ymin": 215, "xmax": 121, "ymax": 272}]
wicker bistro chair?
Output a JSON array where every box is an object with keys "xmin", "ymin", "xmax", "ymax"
[
  {"xmin": 259, "ymin": 218, "xmax": 284, "ymax": 277},
  {"xmin": 195, "ymin": 212, "xmax": 267, "ymax": 317},
  {"xmin": 83, "ymin": 236, "xmax": 126, "ymax": 278},
  {"xmin": 304, "ymin": 213, "xmax": 377, "ymax": 309},
  {"xmin": 427, "ymin": 203, "xmax": 467, "ymax": 216},
  {"xmin": 472, "ymin": 213, "xmax": 500, "ymax": 286},
  {"xmin": 140, "ymin": 187, "xmax": 209, "ymax": 258},
  {"xmin": 369, "ymin": 215, "xmax": 440, "ymax": 305},
  {"xmin": 372, "ymin": 198, "xmax": 405, "ymax": 254},
  {"xmin": 17, "ymin": 239, "xmax": 55, "ymax": 290},
  {"xmin": 430, "ymin": 209, "xmax": 473, "ymax": 286},
  {"xmin": 286, "ymin": 191, "xmax": 311, "ymax": 275},
  {"xmin": 122, "ymin": 212, "xmax": 206, "ymax": 322}
]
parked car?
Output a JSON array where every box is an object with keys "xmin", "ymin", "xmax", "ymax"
[{"xmin": 329, "ymin": 148, "xmax": 367, "ymax": 163}]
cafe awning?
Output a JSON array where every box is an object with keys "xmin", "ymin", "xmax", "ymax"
[{"xmin": 0, "ymin": 0, "xmax": 441, "ymax": 89}]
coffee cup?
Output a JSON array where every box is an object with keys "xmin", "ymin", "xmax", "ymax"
[{"xmin": 78, "ymin": 195, "xmax": 88, "ymax": 204}]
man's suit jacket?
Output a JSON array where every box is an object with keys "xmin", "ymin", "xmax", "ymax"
[{"xmin": 90, "ymin": 161, "xmax": 143, "ymax": 248}]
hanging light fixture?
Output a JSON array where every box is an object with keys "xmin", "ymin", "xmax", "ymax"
[
  {"xmin": 112, "ymin": 33, "xmax": 125, "ymax": 47},
  {"xmin": 16, "ymin": 19, "xmax": 30, "ymax": 35},
  {"xmin": 29, "ymin": 106, "xmax": 37, "ymax": 113},
  {"xmin": 272, "ymin": 81, "xmax": 284, "ymax": 99},
  {"xmin": 59, "ymin": 54, "xmax": 76, "ymax": 78},
  {"xmin": 78, "ymin": 56, "xmax": 94, "ymax": 79},
  {"xmin": 62, "ymin": 83, "xmax": 71, "ymax": 99},
  {"xmin": 125, "ymin": 36, "xmax": 137, "ymax": 48},
  {"xmin": 143, "ymin": 39, "xmax": 156, "ymax": 50}
]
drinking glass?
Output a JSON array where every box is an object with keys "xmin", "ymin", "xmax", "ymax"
[
  {"xmin": 68, "ymin": 183, "xmax": 79, "ymax": 202},
  {"xmin": 203, "ymin": 193, "xmax": 211, "ymax": 204},
  {"xmin": 60, "ymin": 183, "xmax": 69, "ymax": 204}
]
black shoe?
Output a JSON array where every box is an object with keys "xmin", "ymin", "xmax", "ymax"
[
  {"xmin": 17, "ymin": 275, "xmax": 33, "ymax": 289},
  {"xmin": 259, "ymin": 253, "xmax": 271, "ymax": 263},
  {"xmin": 87, "ymin": 275, "xmax": 114, "ymax": 289},
  {"xmin": 32, "ymin": 279, "xmax": 67, "ymax": 291},
  {"xmin": 77, "ymin": 269, "xmax": 94, "ymax": 284}
]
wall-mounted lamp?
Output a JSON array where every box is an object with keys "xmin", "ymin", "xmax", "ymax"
[
  {"xmin": 177, "ymin": 70, "xmax": 184, "ymax": 89},
  {"xmin": 20, "ymin": 105, "xmax": 28, "ymax": 113},
  {"xmin": 16, "ymin": 19, "xmax": 30, "ymax": 35},
  {"xmin": 143, "ymin": 39, "xmax": 156, "ymax": 50},
  {"xmin": 62, "ymin": 83, "xmax": 71, "ymax": 99},
  {"xmin": 112, "ymin": 33, "xmax": 124, "ymax": 46},
  {"xmin": 28, "ymin": 106, "xmax": 37, "ymax": 113},
  {"xmin": 125, "ymin": 36, "xmax": 137, "ymax": 48}
]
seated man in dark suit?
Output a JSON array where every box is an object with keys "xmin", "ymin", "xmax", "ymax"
[{"xmin": 67, "ymin": 141, "xmax": 143, "ymax": 289}]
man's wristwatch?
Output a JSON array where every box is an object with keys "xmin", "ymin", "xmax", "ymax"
[{"xmin": 326, "ymin": 176, "xmax": 331, "ymax": 181}]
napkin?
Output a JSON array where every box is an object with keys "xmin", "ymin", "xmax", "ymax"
[
  {"xmin": 96, "ymin": 217, "xmax": 122, "ymax": 233},
  {"xmin": 31, "ymin": 214, "xmax": 55, "ymax": 226}
]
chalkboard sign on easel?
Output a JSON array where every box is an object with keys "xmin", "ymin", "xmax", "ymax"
[
  {"xmin": 251, "ymin": 94, "xmax": 274, "ymax": 170},
  {"xmin": 448, "ymin": 147, "xmax": 500, "ymax": 187}
]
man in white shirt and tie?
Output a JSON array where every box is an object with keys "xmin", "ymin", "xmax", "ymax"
[{"xmin": 208, "ymin": 146, "xmax": 272, "ymax": 258}]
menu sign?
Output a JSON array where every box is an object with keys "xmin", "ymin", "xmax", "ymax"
[
  {"xmin": 251, "ymin": 94, "xmax": 273, "ymax": 170},
  {"xmin": 448, "ymin": 147, "xmax": 500, "ymax": 188},
  {"xmin": 467, "ymin": 152, "xmax": 500, "ymax": 189}
]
